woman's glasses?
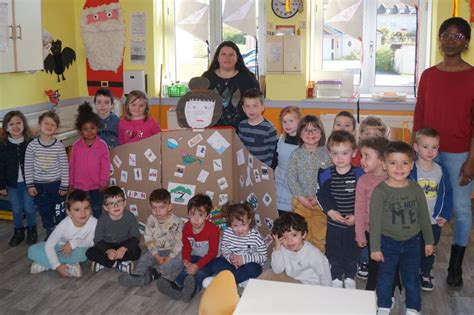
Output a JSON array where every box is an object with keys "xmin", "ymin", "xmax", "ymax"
[{"xmin": 440, "ymin": 32, "xmax": 465, "ymax": 42}]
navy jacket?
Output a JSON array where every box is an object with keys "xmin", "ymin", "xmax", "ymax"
[{"xmin": 0, "ymin": 139, "xmax": 29, "ymax": 189}]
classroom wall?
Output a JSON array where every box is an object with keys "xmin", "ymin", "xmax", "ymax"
[{"xmin": 0, "ymin": 0, "xmax": 81, "ymax": 110}]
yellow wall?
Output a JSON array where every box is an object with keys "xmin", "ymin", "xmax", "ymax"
[
  {"xmin": 0, "ymin": 0, "xmax": 80, "ymax": 110},
  {"xmin": 430, "ymin": 0, "xmax": 474, "ymax": 66}
]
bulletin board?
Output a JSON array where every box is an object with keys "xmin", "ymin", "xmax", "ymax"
[{"xmin": 109, "ymin": 127, "xmax": 278, "ymax": 238}]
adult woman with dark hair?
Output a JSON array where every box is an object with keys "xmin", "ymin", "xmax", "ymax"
[
  {"xmin": 413, "ymin": 17, "xmax": 473, "ymax": 288},
  {"xmin": 202, "ymin": 41, "xmax": 259, "ymax": 128}
]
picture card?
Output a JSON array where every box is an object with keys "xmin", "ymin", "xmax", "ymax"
[
  {"xmin": 264, "ymin": 217, "xmax": 274, "ymax": 230},
  {"xmin": 144, "ymin": 148, "xmax": 157, "ymax": 163},
  {"xmin": 148, "ymin": 168, "xmax": 158, "ymax": 182},
  {"xmin": 129, "ymin": 153, "xmax": 137, "ymax": 167},
  {"xmin": 253, "ymin": 169, "xmax": 261, "ymax": 183},
  {"xmin": 239, "ymin": 175, "xmax": 244, "ymax": 187},
  {"xmin": 247, "ymin": 193, "xmax": 258, "ymax": 210},
  {"xmin": 236, "ymin": 148, "xmax": 245, "ymax": 166},
  {"xmin": 248, "ymin": 155, "xmax": 254, "ymax": 169},
  {"xmin": 110, "ymin": 178, "xmax": 117, "ymax": 186},
  {"xmin": 197, "ymin": 169, "xmax": 210, "ymax": 183},
  {"xmin": 109, "ymin": 164, "xmax": 114, "ymax": 176},
  {"xmin": 205, "ymin": 191, "xmax": 215, "ymax": 200},
  {"xmin": 188, "ymin": 134, "xmax": 203, "ymax": 148},
  {"xmin": 129, "ymin": 204, "xmax": 138, "ymax": 217},
  {"xmin": 120, "ymin": 170, "xmax": 128, "ymax": 183},
  {"xmin": 245, "ymin": 167, "xmax": 253, "ymax": 187},
  {"xmin": 213, "ymin": 159, "xmax": 223, "ymax": 172},
  {"xmin": 255, "ymin": 213, "xmax": 262, "ymax": 227},
  {"xmin": 263, "ymin": 193, "xmax": 272, "ymax": 206},
  {"xmin": 168, "ymin": 182, "xmax": 196, "ymax": 205},
  {"xmin": 196, "ymin": 145, "xmax": 207, "ymax": 158},
  {"xmin": 264, "ymin": 233, "xmax": 274, "ymax": 246},
  {"xmin": 174, "ymin": 164, "xmax": 185, "ymax": 178},
  {"xmin": 218, "ymin": 194, "xmax": 229, "ymax": 206},
  {"xmin": 217, "ymin": 177, "xmax": 229, "ymax": 191},
  {"xmin": 113, "ymin": 155, "xmax": 122, "ymax": 168},
  {"xmin": 127, "ymin": 190, "xmax": 147, "ymax": 200},
  {"xmin": 134, "ymin": 168, "xmax": 143, "ymax": 181},
  {"xmin": 207, "ymin": 131, "xmax": 230, "ymax": 155},
  {"xmin": 261, "ymin": 166, "xmax": 269, "ymax": 180}
]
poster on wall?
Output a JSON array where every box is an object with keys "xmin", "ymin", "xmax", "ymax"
[{"xmin": 130, "ymin": 12, "xmax": 146, "ymax": 64}]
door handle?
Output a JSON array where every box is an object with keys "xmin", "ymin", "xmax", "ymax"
[{"xmin": 16, "ymin": 24, "xmax": 22, "ymax": 40}]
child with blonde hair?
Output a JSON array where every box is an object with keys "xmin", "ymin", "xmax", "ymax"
[
  {"xmin": 0, "ymin": 111, "xmax": 36, "ymax": 246},
  {"xmin": 118, "ymin": 90, "xmax": 161, "ymax": 144},
  {"xmin": 272, "ymin": 106, "xmax": 302, "ymax": 215},
  {"xmin": 288, "ymin": 115, "xmax": 331, "ymax": 252}
]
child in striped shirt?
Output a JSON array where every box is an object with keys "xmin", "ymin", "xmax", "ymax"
[
  {"xmin": 203, "ymin": 202, "xmax": 267, "ymax": 288},
  {"xmin": 238, "ymin": 88, "xmax": 277, "ymax": 167},
  {"xmin": 25, "ymin": 111, "xmax": 69, "ymax": 239}
]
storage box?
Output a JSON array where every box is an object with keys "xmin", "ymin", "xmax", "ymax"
[{"xmin": 316, "ymin": 80, "xmax": 342, "ymax": 99}]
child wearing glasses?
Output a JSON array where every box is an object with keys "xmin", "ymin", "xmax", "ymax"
[
  {"xmin": 287, "ymin": 115, "xmax": 331, "ymax": 253},
  {"xmin": 86, "ymin": 186, "xmax": 141, "ymax": 274}
]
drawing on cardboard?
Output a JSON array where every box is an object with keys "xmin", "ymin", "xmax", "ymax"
[
  {"xmin": 188, "ymin": 134, "xmax": 203, "ymax": 148},
  {"xmin": 261, "ymin": 167, "xmax": 269, "ymax": 180},
  {"xmin": 213, "ymin": 159, "xmax": 223, "ymax": 172},
  {"xmin": 174, "ymin": 164, "xmax": 185, "ymax": 178},
  {"xmin": 196, "ymin": 145, "xmax": 207, "ymax": 158},
  {"xmin": 130, "ymin": 204, "xmax": 138, "ymax": 217},
  {"xmin": 264, "ymin": 217, "xmax": 274, "ymax": 230},
  {"xmin": 181, "ymin": 150, "xmax": 202, "ymax": 165},
  {"xmin": 167, "ymin": 137, "xmax": 182, "ymax": 149},
  {"xmin": 207, "ymin": 131, "xmax": 230, "ymax": 155},
  {"xmin": 168, "ymin": 182, "xmax": 196, "ymax": 205},
  {"xmin": 247, "ymin": 193, "xmax": 258, "ymax": 210}
]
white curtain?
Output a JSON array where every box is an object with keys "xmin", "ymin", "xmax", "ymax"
[
  {"xmin": 176, "ymin": 0, "xmax": 209, "ymax": 42},
  {"xmin": 325, "ymin": 0, "xmax": 364, "ymax": 41},
  {"xmin": 222, "ymin": 0, "xmax": 256, "ymax": 36}
]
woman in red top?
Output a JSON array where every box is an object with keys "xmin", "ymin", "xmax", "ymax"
[{"xmin": 413, "ymin": 17, "xmax": 473, "ymax": 288}]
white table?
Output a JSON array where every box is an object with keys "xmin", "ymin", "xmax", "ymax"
[{"xmin": 233, "ymin": 279, "xmax": 376, "ymax": 315}]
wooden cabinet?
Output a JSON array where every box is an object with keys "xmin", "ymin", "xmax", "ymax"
[
  {"xmin": 0, "ymin": 0, "xmax": 43, "ymax": 73},
  {"xmin": 266, "ymin": 35, "xmax": 302, "ymax": 74}
]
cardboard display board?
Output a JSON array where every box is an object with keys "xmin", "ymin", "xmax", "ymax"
[{"xmin": 109, "ymin": 127, "xmax": 278, "ymax": 238}]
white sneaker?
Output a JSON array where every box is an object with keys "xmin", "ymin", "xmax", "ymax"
[
  {"xmin": 239, "ymin": 280, "xmax": 249, "ymax": 288},
  {"xmin": 66, "ymin": 263, "xmax": 82, "ymax": 278},
  {"xmin": 202, "ymin": 276, "xmax": 215, "ymax": 289},
  {"xmin": 332, "ymin": 278, "xmax": 343, "ymax": 288},
  {"xmin": 31, "ymin": 262, "xmax": 48, "ymax": 274},
  {"xmin": 118, "ymin": 261, "xmax": 134, "ymax": 274},
  {"xmin": 406, "ymin": 309, "xmax": 420, "ymax": 315},
  {"xmin": 344, "ymin": 278, "xmax": 356, "ymax": 289},
  {"xmin": 377, "ymin": 307, "xmax": 391, "ymax": 315},
  {"xmin": 91, "ymin": 261, "xmax": 105, "ymax": 273}
]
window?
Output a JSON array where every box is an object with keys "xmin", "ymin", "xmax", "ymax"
[
  {"xmin": 164, "ymin": 0, "xmax": 263, "ymax": 85},
  {"xmin": 310, "ymin": 0, "xmax": 431, "ymax": 96}
]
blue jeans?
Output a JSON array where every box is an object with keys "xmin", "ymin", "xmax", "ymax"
[
  {"xmin": 438, "ymin": 152, "xmax": 474, "ymax": 246},
  {"xmin": 7, "ymin": 182, "xmax": 36, "ymax": 229},
  {"xmin": 33, "ymin": 181, "xmax": 66, "ymax": 232},
  {"xmin": 28, "ymin": 242, "xmax": 88, "ymax": 269},
  {"xmin": 420, "ymin": 224, "xmax": 441, "ymax": 276},
  {"xmin": 175, "ymin": 255, "xmax": 214, "ymax": 292},
  {"xmin": 87, "ymin": 189, "xmax": 103, "ymax": 219},
  {"xmin": 377, "ymin": 235, "xmax": 421, "ymax": 311},
  {"xmin": 206, "ymin": 256, "xmax": 263, "ymax": 284}
]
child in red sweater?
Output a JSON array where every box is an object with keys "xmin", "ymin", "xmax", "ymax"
[{"xmin": 157, "ymin": 193, "xmax": 219, "ymax": 302}]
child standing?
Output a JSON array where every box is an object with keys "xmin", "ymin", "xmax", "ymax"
[
  {"xmin": 288, "ymin": 115, "xmax": 331, "ymax": 253},
  {"xmin": 118, "ymin": 188, "xmax": 184, "ymax": 287},
  {"xmin": 86, "ymin": 186, "xmax": 141, "ymax": 273},
  {"xmin": 25, "ymin": 111, "xmax": 69, "ymax": 239},
  {"xmin": 370, "ymin": 141, "xmax": 434, "ymax": 315},
  {"xmin": 118, "ymin": 90, "xmax": 161, "ymax": 145},
  {"xmin": 411, "ymin": 128, "xmax": 452, "ymax": 291},
  {"xmin": 259, "ymin": 212, "xmax": 331, "ymax": 286},
  {"xmin": 69, "ymin": 103, "xmax": 110, "ymax": 219},
  {"xmin": 354, "ymin": 137, "xmax": 390, "ymax": 290},
  {"xmin": 238, "ymin": 88, "xmax": 277, "ymax": 167},
  {"xmin": 157, "ymin": 194, "xmax": 219, "ymax": 302},
  {"xmin": 272, "ymin": 106, "xmax": 302, "ymax": 215},
  {"xmin": 0, "ymin": 111, "xmax": 36, "ymax": 246},
  {"xmin": 359, "ymin": 116, "xmax": 387, "ymax": 140},
  {"xmin": 94, "ymin": 88, "xmax": 119, "ymax": 148},
  {"xmin": 317, "ymin": 130, "xmax": 364, "ymax": 289},
  {"xmin": 333, "ymin": 111, "xmax": 357, "ymax": 136},
  {"xmin": 28, "ymin": 190, "xmax": 97, "ymax": 278},
  {"xmin": 203, "ymin": 203, "xmax": 267, "ymax": 288}
]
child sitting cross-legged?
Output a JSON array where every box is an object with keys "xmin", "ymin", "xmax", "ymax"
[
  {"xmin": 118, "ymin": 188, "xmax": 184, "ymax": 287},
  {"xmin": 28, "ymin": 190, "xmax": 97, "ymax": 277},
  {"xmin": 202, "ymin": 202, "xmax": 267, "ymax": 289},
  {"xmin": 86, "ymin": 186, "xmax": 141, "ymax": 273},
  {"xmin": 259, "ymin": 212, "xmax": 332, "ymax": 286},
  {"xmin": 157, "ymin": 193, "xmax": 220, "ymax": 302}
]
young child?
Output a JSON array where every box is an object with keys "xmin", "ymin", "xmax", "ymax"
[
  {"xmin": 118, "ymin": 188, "xmax": 184, "ymax": 287},
  {"xmin": 238, "ymin": 88, "xmax": 277, "ymax": 167},
  {"xmin": 86, "ymin": 186, "xmax": 141, "ymax": 273},
  {"xmin": 118, "ymin": 90, "xmax": 161, "ymax": 145},
  {"xmin": 271, "ymin": 106, "xmax": 302, "ymax": 215},
  {"xmin": 259, "ymin": 212, "xmax": 331, "ymax": 286},
  {"xmin": 370, "ymin": 141, "xmax": 434, "ymax": 315},
  {"xmin": 359, "ymin": 116, "xmax": 387, "ymax": 140},
  {"xmin": 411, "ymin": 128, "xmax": 452, "ymax": 291},
  {"xmin": 317, "ymin": 130, "xmax": 364, "ymax": 289},
  {"xmin": 354, "ymin": 137, "xmax": 390, "ymax": 290},
  {"xmin": 69, "ymin": 103, "xmax": 110, "ymax": 219},
  {"xmin": 94, "ymin": 88, "xmax": 119, "ymax": 148},
  {"xmin": 0, "ymin": 111, "xmax": 36, "ymax": 246},
  {"xmin": 333, "ymin": 111, "xmax": 357, "ymax": 136},
  {"xmin": 288, "ymin": 115, "xmax": 331, "ymax": 252},
  {"xmin": 202, "ymin": 202, "xmax": 267, "ymax": 288},
  {"xmin": 157, "ymin": 193, "xmax": 219, "ymax": 302},
  {"xmin": 25, "ymin": 111, "xmax": 69, "ymax": 239},
  {"xmin": 28, "ymin": 190, "xmax": 97, "ymax": 278}
]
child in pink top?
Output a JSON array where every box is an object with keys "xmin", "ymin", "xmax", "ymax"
[
  {"xmin": 118, "ymin": 90, "xmax": 161, "ymax": 144},
  {"xmin": 69, "ymin": 103, "xmax": 110, "ymax": 218},
  {"xmin": 354, "ymin": 137, "xmax": 390, "ymax": 291}
]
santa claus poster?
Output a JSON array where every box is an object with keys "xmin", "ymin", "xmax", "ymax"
[{"xmin": 80, "ymin": 0, "xmax": 125, "ymax": 97}]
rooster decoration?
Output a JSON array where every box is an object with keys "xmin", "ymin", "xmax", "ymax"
[{"xmin": 44, "ymin": 40, "xmax": 76, "ymax": 82}]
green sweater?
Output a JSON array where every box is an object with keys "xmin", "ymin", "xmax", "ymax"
[{"xmin": 370, "ymin": 180, "xmax": 434, "ymax": 252}]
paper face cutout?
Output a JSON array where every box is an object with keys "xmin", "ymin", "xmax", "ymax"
[{"xmin": 184, "ymin": 99, "xmax": 216, "ymax": 128}]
